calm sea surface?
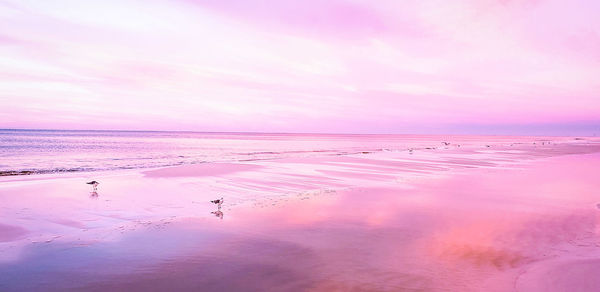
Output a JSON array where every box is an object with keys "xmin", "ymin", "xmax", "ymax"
[{"xmin": 0, "ymin": 129, "xmax": 562, "ymax": 176}]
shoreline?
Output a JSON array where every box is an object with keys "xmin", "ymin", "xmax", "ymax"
[{"xmin": 2, "ymin": 135, "xmax": 598, "ymax": 180}]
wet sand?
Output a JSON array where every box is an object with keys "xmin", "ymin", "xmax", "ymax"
[{"xmin": 1, "ymin": 139, "xmax": 600, "ymax": 291}]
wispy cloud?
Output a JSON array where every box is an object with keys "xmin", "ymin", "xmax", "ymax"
[{"xmin": 0, "ymin": 0, "xmax": 598, "ymax": 134}]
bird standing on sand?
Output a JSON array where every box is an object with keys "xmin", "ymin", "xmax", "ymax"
[
  {"xmin": 86, "ymin": 180, "xmax": 99, "ymax": 190},
  {"xmin": 211, "ymin": 197, "xmax": 224, "ymax": 210}
]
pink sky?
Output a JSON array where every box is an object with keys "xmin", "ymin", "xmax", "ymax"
[{"xmin": 0, "ymin": 0, "xmax": 599, "ymax": 135}]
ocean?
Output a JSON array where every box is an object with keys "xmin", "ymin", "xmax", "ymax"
[{"xmin": 0, "ymin": 129, "xmax": 561, "ymax": 176}]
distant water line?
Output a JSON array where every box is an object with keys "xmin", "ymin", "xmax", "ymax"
[{"xmin": 0, "ymin": 129, "xmax": 582, "ymax": 176}]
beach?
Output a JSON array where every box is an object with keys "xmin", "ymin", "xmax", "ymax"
[
  {"xmin": 3, "ymin": 0, "xmax": 598, "ymax": 289},
  {"xmin": 1, "ymin": 137, "xmax": 600, "ymax": 291}
]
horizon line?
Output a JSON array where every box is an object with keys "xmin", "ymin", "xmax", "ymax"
[{"xmin": 0, "ymin": 128, "xmax": 594, "ymax": 138}]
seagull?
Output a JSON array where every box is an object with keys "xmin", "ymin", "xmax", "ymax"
[
  {"xmin": 86, "ymin": 180, "xmax": 99, "ymax": 190},
  {"xmin": 211, "ymin": 197, "xmax": 224, "ymax": 210}
]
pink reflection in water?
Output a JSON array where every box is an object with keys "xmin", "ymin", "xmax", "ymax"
[{"xmin": 0, "ymin": 145, "xmax": 599, "ymax": 290}]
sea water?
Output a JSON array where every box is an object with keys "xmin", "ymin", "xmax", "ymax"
[{"xmin": 0, "ymin": 129, "xmax": 566, "ymax": 176}]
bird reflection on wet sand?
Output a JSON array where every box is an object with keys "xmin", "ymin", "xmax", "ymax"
[
  {"xmin": 211, "ymin": 210, "xmax": 223, "ymax": 219},
  {"xmin": 89, "ymin": 191, "xmax": 98, "ymax": 199}
]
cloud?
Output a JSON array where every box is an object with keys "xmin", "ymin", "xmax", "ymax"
[{"xmin": 0, "ymin": 0, "xmax": 599, "ymax": 134}]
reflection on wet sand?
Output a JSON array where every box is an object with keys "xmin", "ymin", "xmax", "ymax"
[
  {"xmin": 89, "ymin": 191, "xmax": 98, "ymax": 199},
  {"xmin": 211, "ymin": 210, "xmax": 223, "ymax": 219},
  {"xmin": 1, "ymin": 145, "xmax": 600, "ymax": 291}
]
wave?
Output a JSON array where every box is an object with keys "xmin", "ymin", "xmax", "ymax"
[
  {"xmin": 0, "ymin": 148, "xmax": 396, "ymax": 177},
  {"xmin": 0, "ymin": 168, "xmax": 92, "ymax": 176}
]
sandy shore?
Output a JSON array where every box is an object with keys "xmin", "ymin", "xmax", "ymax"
[{"xmin": 1, "ymin": 139, "xmax": 600, "ymax": 291}]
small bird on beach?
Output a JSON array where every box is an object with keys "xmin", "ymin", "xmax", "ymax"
[
  {"xmin": 211, "ymin": 197, "xmax": 224, "ymax": 210},
  {"xmin": 86, "ymin": 180, "xmax": 99, "ymax": 190}
]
